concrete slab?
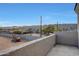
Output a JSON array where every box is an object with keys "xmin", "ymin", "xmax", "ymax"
[{"xmin": 47, "ymin": 45, "xmax": 79, "ymax": 56}]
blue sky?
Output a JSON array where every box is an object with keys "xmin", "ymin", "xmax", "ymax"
[{"xmin": 0, "ymin": 3, "xmax": 77, "ymax": 27}]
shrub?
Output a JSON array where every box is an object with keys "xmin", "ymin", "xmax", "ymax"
[
  {"xmin": 22, "ymin": 31, "xmax": 28, "ymax": 34},
  {"xmin": 13, "ymin": 30, "xmax": 22, "ymax": 34}
]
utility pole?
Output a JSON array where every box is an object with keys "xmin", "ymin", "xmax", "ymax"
[
  {"xmin": 40, "ymin": 16, "xmax": 42, "ymax": 37},
  {"xmin": 57, "ymin": 20, "xmax": 59, "ymax": 31}
]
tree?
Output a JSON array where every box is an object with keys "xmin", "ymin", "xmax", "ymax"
[
  {"xmin": 42, "ymin": 24, "xmax": 62, "ymax": 35},
  {"xmin": 35, "ymin": 29, "xmax": 40, "ymax": 33},
  {"xmin": 54, "ymin": 26, "xmax": 62, "ymax": 32},
  {"xmin": 27, "ymin": 28, "xmax": 33, "ymax": 33},
  {"xmin": 0, "ymin": 28, "xmax": 2, "ymax": 32},
  {"xmin": 42, "ymin": 25, "xmax": 55, "ymax": 35}
]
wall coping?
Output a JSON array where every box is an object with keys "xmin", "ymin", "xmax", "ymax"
[{"xmin": 0, "ymin": 34, "xmax": 55, "ymax": 55}]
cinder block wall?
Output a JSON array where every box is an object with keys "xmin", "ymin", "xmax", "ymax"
[
  {"xmin": 1, "ymin": 34, "xmax": 56, "ymax": 56},
  {"xmin": 56, "ymin": 31, "xmax": 78, "ymax": 46}
]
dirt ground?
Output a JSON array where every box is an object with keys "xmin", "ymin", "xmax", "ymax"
[{"xmin": 0, "ymin": 36, "xmax": 26, "ymax": 51}]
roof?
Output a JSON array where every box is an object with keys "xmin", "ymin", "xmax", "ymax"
[
  {"xmin": 74, "ymin": 3, "xmax": 77, "ymax": 11},
  {"xmin": 74, "ymin": 3, "xmax": 79, "ymax": 13}
]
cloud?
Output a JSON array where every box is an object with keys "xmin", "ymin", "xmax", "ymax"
[
  {"xmin": 0, "ymin": 21, "xmax": 35, "ymax": 27},
  {"xmin": 0, "ymin": 21, "xmax": 12, "ymax": 27}
]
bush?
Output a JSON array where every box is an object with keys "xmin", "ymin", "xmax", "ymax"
[
  {"xmin": 22, "ymin": 31, "xmax": 28, "ymax": 34},
  {"xmin": 13, "ymin": 30, "xmax": 22, "ymax": 34}
]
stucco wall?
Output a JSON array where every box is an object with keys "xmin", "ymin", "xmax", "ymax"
[
  {"xmin": 0, "ymin": 34, "xmax": 56, "ymax": 56},
  {"xmin": 56, "ymin": 31, "xmax": 78, "ymax": 46}
]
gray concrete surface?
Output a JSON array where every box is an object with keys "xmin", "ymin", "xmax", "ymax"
[
  {"xmin": 47, "ymin": 45, "xmax": 79, "ymax": 56},
  {"xmin": 55, "ymin": 31, "xmax": 78, "ymax": 46}
]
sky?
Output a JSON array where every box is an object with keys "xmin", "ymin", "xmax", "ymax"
[{"xmin": 0, "ymin": 3, "xmax": 77, "ymax": 27}]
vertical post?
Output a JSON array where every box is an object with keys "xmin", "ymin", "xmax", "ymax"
[
  {"xmin": 74, "ymin": 3, "xmax": 79, "ymax": 47},
  {"xmin": 40, "ymin": 16, "xmax": 42, "ymax": 37},
  {"xmin": 57, "ymin": 20, "xmax": 58, "ymax": 31},
  {"xmin": 77, "ymin": 14, "xmax": 79, "ymax": 47}
]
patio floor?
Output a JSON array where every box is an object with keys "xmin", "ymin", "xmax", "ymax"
[{"xmin": 47, "ymin": 45, "xmax": 79, "ymax": 56}]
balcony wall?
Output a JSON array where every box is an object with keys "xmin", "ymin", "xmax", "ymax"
[
  {"xmin": 55, "ymin": 31, "xmax": 78, "ymax": 46},
  {"xmin": 0, "ymin": 34, "xmax": 56, "ymax": 56}
]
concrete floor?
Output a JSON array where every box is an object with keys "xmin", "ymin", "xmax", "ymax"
[{"xmin": 47, "ymin": 45, "xmax": 79, "ymax": 56}]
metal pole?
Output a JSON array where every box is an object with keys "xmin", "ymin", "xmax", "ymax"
[
  {"xmin": 40, "ymin": 16, "xmax": 42, "ymax": 37},
  {"xmin": 57, "ymin": 20, "xmax": 58, "ymax": 31}
]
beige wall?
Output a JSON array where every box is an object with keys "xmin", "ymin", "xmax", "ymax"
[
  {"xmin": 55, "ymin": 31, "xmax": 78, "ymax": 46},
  {"xmin": 0, "ymin": 34, "xmax": 56, "ymax": 56}
]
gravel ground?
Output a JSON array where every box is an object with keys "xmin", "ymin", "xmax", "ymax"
[
  {"xmin": 0, "ymin": 37, "xmax": 26, "ymax": 51},
  {"xmin": 0, "ymin": 33, "xmax": 42, "ymax": 51}
]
